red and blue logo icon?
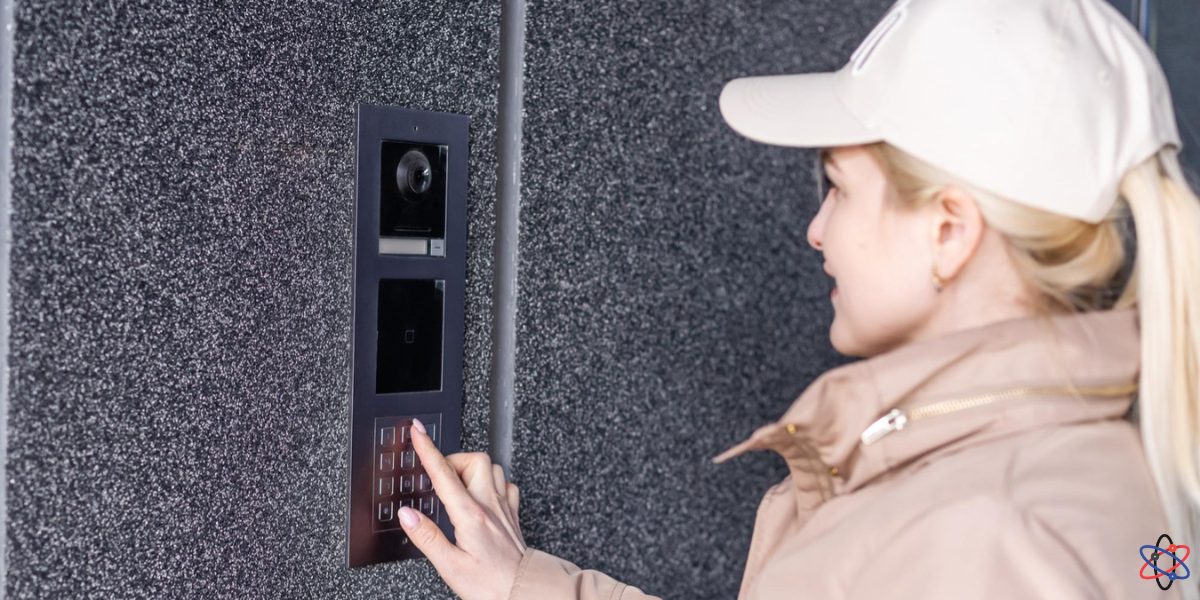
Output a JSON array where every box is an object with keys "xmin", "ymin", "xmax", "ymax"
[{"xmin": 1140, "ymin": 534, "xmax": 1190, "ymax": 591}]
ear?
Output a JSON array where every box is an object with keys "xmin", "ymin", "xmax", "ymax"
[{"xmin": 928, "ymin": 186, "xmax": 985, "ymax": 281}]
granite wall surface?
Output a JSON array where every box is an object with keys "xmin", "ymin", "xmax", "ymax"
[
  {"xmin": 1156, "ymin": 0, "xmax": 1200, "ymax": 183},
  {"xmin": 6, "ymin": 0, "xmax": 1190, "ymax": 598},
  {"xmin": 6, "ymin": 1, "xmax": 501, "ymax": 598},
  {"xmin": 4, "ymin": 0, "xmax": 870, "ymax": 597}
]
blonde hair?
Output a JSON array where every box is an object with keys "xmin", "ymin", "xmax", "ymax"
[{"xmin": 851, "ymin": 141, "xmax": 1200, "ymax": 597}]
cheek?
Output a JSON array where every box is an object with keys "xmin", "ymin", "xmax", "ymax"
[
  {"xmin": 826, "ymin": 212, "xmax": 907, "ymax": 297},
  {"xmin": 836, "ymin": 249, "xmax": 911, "ymax": 310},
  {"xmin": 831, "ymin": 205, "xmax": 924, "ymax": 285},
  {"xmin": 827, "ymin": 214, "xmax": 930, "ymax": 350}
]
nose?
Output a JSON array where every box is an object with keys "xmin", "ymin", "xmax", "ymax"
[{"xmin": 806, "ymin": 203, "xmax": 826, "ymax": 251}]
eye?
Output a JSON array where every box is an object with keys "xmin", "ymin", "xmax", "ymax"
[
  {"xmin": 812, "ymin": 154, "xmax": 840, "ymax": 204},
  {"xmin": 822, "ymin": 173, "xmax": 839, "ymax": 198}
]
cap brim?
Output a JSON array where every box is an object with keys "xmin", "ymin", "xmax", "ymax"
[{"xmin": 719, "ymin": 71, "xmax": 881, "ymax": 148}]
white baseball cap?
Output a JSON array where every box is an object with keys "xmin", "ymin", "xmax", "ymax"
[{"xmin": 718, "ymin": 0, "xmax": 1183, "ymax": 224}]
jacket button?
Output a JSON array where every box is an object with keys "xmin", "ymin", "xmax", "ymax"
[{"xmin": 828, "ymin": 467, "xmax": 839, "ymax": 477}]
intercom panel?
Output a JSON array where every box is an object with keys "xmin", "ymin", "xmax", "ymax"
[{"xmin": 347, "ymin": 104, "xmax": 468, "ymax": 568}]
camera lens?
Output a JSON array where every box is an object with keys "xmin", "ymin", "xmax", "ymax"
[{"xmin": 397, "ymin": 150, "xmax": 433, "ymax": 200}]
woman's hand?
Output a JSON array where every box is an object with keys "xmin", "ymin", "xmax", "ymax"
[{"xmin": 399, "ymin": 418, "xmax": 527, "ymax": 600}]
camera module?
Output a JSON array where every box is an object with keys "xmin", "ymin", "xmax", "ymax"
[{"xmin": 380, "ymin": 141, "xmax": 447, "ymax": 242}]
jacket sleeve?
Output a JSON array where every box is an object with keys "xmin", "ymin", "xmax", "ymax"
[
  {"xmin": 507, "ymin": 546, "xmax": 663, "ymax": 600},
  {"xmin": 845, "ymin": 494, "xmax": 1104, "ymax": 599}
]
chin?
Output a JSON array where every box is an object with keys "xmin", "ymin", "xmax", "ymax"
[
  {"xmin": 829, "ymin": 315, "xmax": 870, "ymax": 358},
  {"xmin": 828, "ymin": 318, "xmax": 852, "ymax": 356}
]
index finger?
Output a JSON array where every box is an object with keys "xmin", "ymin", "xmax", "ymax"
[{"xmin": 409, "ymin": 418, "xmax": 477, "ymax": 526}]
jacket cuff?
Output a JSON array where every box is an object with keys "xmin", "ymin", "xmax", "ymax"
[{"xmin": 508, "ymin": 547, "xmax": 629, "ymax": 600}]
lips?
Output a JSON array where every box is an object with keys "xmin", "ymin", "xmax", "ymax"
[{"xmin": 823, "ymin": 264, "xmax": 837, "ymax": 297}]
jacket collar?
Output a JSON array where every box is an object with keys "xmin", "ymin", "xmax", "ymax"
[{"xmin": 711, "ymin": 307, "xmax": 1141, "ymax": 497}]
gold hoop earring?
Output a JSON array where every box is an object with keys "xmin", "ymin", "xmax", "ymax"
[{"xmin": 932, "ymin": 267, "xmax": 945, "ymax": 292}]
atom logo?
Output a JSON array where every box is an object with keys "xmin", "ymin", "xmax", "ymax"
[{"xmin": 1140, "ymin": 534, "xmax": 1191, "ymax": 591}]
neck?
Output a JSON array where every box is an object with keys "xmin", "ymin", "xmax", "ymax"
[{"xmin": 875, "ymin": 281, "xmax": 1051, "ymax": 358}]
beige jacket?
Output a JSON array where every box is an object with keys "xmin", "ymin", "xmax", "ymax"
[{"xmin": 506, "ymin": 307, "xmax": 1175, "ymax": 599}]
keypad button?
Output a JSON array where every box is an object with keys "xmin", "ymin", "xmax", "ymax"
[
  {"xmin": 367, "ymin": 414, "xmax": 443, "ymax": 535},
  {"xmin": 378, "ymin": 501, "xmax": 394, "ymax": 522}
]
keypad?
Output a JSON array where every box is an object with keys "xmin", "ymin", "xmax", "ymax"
[{"xmin": 372, "ymin": 413, "xmax": 443, "ymax": 534}]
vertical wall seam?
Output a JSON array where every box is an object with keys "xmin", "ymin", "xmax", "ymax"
[
  {"xmin": 0, "ymin": 0, "xmax": 15, "ymax": 595},
  {"xmin": 488, "ymin": 0, "xmax": 525, "ymax": 480},
  {"xmin": 1133, "ymin": 0, "xmax": 1153, "ymax": 45}
]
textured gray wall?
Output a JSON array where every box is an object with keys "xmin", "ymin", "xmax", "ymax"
[
  {"xmin": 5, "ymin": 0, "xmax": 884, "ymax": 597},
  {"xmin": 7, "ymin": 1, "xmax": 500, "ymax": 598},
  {"xmin": 9, "ymin": 0, "xmax": 1191, "ymax": 599},
  {"xmin": 509, "ymin": 1, "xmax": 880, "ymax": 598},
  {"xmin": 1156, "ymin": 0, "xmax": 1200, "ymax": 185}
]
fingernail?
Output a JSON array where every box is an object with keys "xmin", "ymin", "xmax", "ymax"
[
  {"xmin": 399, "ymin": 506, "xmax": 419, "ymax": 529},
  {"xmin": 412, "ymin": 418, "xmax": 426, "ymax": 435}
]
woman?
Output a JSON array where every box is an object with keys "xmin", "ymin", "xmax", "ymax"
[{"xmin": 394, "ymin": 0, "xmax": 1200, "ymax": 598}]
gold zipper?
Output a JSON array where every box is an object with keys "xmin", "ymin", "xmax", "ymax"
[{"xmin": 859, "ymin": 382, "xmax": 1139, "ymax": 446}]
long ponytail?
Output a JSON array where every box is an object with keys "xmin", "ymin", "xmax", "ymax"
[{"xmin": 1120, "ymin": 146, "xmax": 1200, "ymax": 600}]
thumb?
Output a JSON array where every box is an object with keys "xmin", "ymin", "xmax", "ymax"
[{"xmin": 399, "ymin": 504, "xmax": 461, "ymax": 566}]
